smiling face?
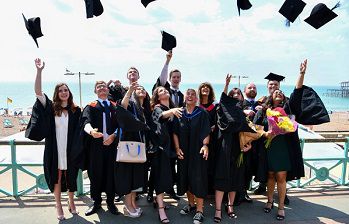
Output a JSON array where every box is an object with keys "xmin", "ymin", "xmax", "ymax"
[
  {"xmin": 135, "ymin": 86, "xmax": 147, "ymax": 99},
  {"xmin": 200, "ymin": 85, "xmax": 210, "ymax": 97},
  {"xmin": 267, "ymin": 80, "xmax": 280, "ymax": 95},
  {"xmin": 127, "ymin": 67, "xmax": 140, "ymax": 83},
  {"xmin": 272, "ymin": 89, "xmax": 285, "ymax": 104},
  {"xmin": 185, "ymin": 89, "xmax": 198, "ymax": 106},
  {"xmin": 157, "ymin": 86, "xmax": 170, "ymax": 101},
  {"xmin": 57, "ymin": 85, "xmax": 70, "ymax": 102},
  {"xmin": 94, "ymin": 81, "xmax": 109, "ymax": 99},
  {"xmin": 169, "ymin": 70, "xmax": 181, "ymax": 88},
  {"xmin": 244, "ymin": 83, "xmax": 257, "ymax": 99}
]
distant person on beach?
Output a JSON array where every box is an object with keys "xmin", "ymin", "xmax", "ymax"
[
  {"xmin": 28, "ymin": 58, "xmax": 81, "ymax": 220},
  {"xmin": 152, "ymin": 50, "xmax": 183, "ymax": 201}
]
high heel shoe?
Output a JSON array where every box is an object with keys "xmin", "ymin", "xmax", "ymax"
[
  {"xmin": 55, "ymin": 205, "xmax": 65, "ymax": 221},
  {"xmin": 213, "ymin": 209, "xmax": 222, "ymax": 223},
  {"xmin": 123, "ymin": 206, "xmax": 141, "ymax": 218},
  {"xmin": 67, "ymin": 200, "xmax": 79, "ymax": 215},
  {"xmin": 276, "ymin": 209, "xmax": 285, "ymax": 221},
  {"xmin": 227, "ymin": 205, "xmax": 237, "ymax": 219},
  {"xmin": 158, "ymin": 206, "xmax": 170, "ymax": 223},
  {"xmin": 264, "ymin": 200, "xmax": 274, "ymax": 213},
  {"xmin": 153, "ymin": 199, "xmax": 169, "ymax": 210}
]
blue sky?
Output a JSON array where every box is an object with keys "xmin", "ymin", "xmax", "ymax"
[{"xmin": 1, "ymin": 0, "xmax": 348, "ymax": 86}]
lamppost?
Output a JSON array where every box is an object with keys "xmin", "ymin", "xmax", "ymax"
[
  {"xmin": 232, "ymin": 75, "xmax": 249, "ymax": 88},
  {"xmin": 64, "ymin": 69, "xmax": 95, "ymax": 107}
]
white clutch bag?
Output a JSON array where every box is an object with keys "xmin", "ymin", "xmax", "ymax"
[{"xmin": 116, "ymin": 141, "xmax": 146, "ymax": 163}]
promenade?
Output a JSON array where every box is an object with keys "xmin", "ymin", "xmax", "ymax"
[{"xmin": 1, "ymin": 185, "xmax": 349, "ymax": 224}]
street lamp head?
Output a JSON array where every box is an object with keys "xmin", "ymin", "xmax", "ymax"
[
  {"xmin": 64, "ymin": 72, "xmax": 74, "ymax": 75},
  {"xmin": 85, "ymin": 72, "xmax": 95, "ymax": 75}
]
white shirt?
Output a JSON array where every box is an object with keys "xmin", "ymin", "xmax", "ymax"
[{"xmin": 37, "ymin": 94, "xmax": 68, "ymax": 170}]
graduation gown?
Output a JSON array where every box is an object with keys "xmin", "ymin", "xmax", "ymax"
[
  {"xmin": 173, "ymin": 106, "xmax": 210, "ymax": 198},
  {"xmin": 150, "ymin": 104, "xmax": 174, "ymax": 195},
  {"xmin": 253, "ymin": 108, "xmax": 305, "ymax": 182},
  {"xmin": 214, "ymin": 93, "xmax": 247, "ymax": 192},
  {"xmin": 114, "ymin": 101, "xmax": 146, "ymax": 195},
  {"xmin": 199, "ymin": 103, "xmax": 218, "ymax": 195},
  {"xmin": 25, "ymin": 94, "xmax": 81, "ymax": 192}
]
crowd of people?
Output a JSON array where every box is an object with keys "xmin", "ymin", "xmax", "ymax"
[{"xmin": 26, "ymin": 51, "xmax": 330, "ymax": 223}]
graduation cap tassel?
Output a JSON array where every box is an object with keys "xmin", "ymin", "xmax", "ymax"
[
  {"xmin": 331, "ymin": 1, "xmax": 341, "ymax": 11},
  {"xmin": 285, "ymin": 19, "xmax": 291, "ymax": 27}
]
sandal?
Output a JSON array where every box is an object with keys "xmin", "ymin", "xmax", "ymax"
[
  {"xmin": 67, "ymin": 200, "xmax": 79, "ymax": 215},
  {"xmin": 276, "ymin": 209, "xmax": 285, "ymax": 221},
  {"xmin": 264, "ymin": 200, "xmax": 274, "ymax": 213},
  {"xmin": 227, "ymin": 204, "xmax": 237, "ymax": 219},
  {"xmin": 213, "ymin": 209, "xmax": 222, "ymax": 223},
  {"xmin": 158, "ymin": 206, "xmax": 170, "ymax": 223}
]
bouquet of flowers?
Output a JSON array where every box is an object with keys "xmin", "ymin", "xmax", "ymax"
[{"xmin": 264, "ymin": 107, "xmax": 298, "ymax": 148}]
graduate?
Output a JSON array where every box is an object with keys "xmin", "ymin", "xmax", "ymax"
[
  {"xmin": 26, "ymin": 58, "xmax": 81, "ymax": 220},
  {"xmin": 151, "ymin": 86, "xmax": 183, "ymax": 223},
  {"xmin": 115, "ymin": 82, "xmax": 151, "ymax": 218},
  {"xmin": 173, "ymin": 89, "xmax": 211, "ymax": 224},
  {"xmin": 81, "ymin": 81, "xmax": 120, "ymax": 216},
  {"xmin": 198, "ymin": 82, "xmax": 218, "ymax": 196}
]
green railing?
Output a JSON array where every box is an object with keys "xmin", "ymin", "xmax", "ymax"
[
  {"xmin": 0, "ymin": 138, "xmax": 348, "ymax": 196},
  {"xmin": 0, "ymin": 140, "xmax": 84, "ymax": 197}
]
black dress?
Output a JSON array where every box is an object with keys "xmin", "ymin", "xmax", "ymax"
[
  {"xmin": 214, "ymin": 93, "xmax": 246, "ymax": 192},
  {"xmin": 114, "ymin": 101, "xmax": 146, "ymax": 195},
  {"xmin": 25, "ymin": 94, "xmax": 81, "ymax": 193},
  {"xmin": 173, "ymin": 106, "xmax": 211, "ymax": 198},
  {"xmin": 150, "ymin": 104, "xmax": 174, "ymax": 195}
]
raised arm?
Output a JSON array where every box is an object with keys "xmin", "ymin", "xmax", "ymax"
[
  {"xmin": 223, "ymin": 73, "xmax": 232, "ymax": 94},
  {"xmin": 159, "ymin": 50, "xmax": 172, "ymax": 86},
  {"xmin": 295, "ymin": 59, "xmax": 307, "ymax": 89},
  {"xmin": 34, "ymin": 58, "xmax": 45, "ymax": 96},
  {"xmin": 121, "ymin": 82, "xmax": 139, "ymax": 109}
]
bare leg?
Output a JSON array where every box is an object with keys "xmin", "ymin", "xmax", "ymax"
[
  {"xmin": 157, "ymin": 193, "xmax": 169, "ymax": 223},
  {"xmin": 68, "ymin": 191, "xmax": 78, "ymax": 213},
  {"xmin": 54, "ymin": 170, "xmax": 64, "ymax": 219},
  {"xmin": 195, "ymin": 197, "xmax": 204, "ymax": 213},
  {"xmin": 227, "ymin": 191, "xmax": 237, "ymax": 218},
  {"xmin": 267, "ymin": 172, "xmax": 276, "ymax": 205},
  {"xmin": 124, "ymin": 193, "xmax": 136, "ymax": 213},
  {"xmin": 131, "ymin": 192, "xmax": 138, "ymax": 210},
  {"xmin": 214, "ymin": 190, "xmax": 224, "ymax": 219},
  {"xmin": 186, "ymin": 191, "xmax": 196, "ymax": 207},
  {"xmin": 276, "ymin": 171, "xmax": 287, "ymax": 217}
]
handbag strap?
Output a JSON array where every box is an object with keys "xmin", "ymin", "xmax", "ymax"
[{"xmin": 126, "ymin": 144, "xmax": 141, "ymax": 156}]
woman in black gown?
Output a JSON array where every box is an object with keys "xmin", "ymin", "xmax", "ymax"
[
  {"xmin": 28, "ymin": 58, "xmax": 81, "ymax": 220},
  {"xmin": 173, "ymin": 89, "xmax": 211, "ymax": 224},
  {"xmin": 150, "ymin": 86, "xmax": 182, "ymax": 223}
]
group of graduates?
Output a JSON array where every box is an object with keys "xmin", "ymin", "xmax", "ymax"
[{"xmin": 25, "ymin": 50, "xmax": 329, "ymax": 224}]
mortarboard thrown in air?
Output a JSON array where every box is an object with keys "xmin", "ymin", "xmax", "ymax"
[
  {"xmin": 84, "ymin": 0, "xmax": 104, "ymax": 18},
  {"xmin": 22, "ymin": 13, "xmax": 43, "ymax": 48},
  {"xmin": 161, "ymin": 31, "xmax": 176, "ymax": 52},
  {"xmin": 304, "ymin": 2, "xmax": 340, "ymax": 29},
  {"xmin": 237, "ymin": 0, "xmax": 252, "ymax": 16},
  {"xmin": 141, "ymin": 0, "xmax": 156, "ymax": 8},
  {"xmin": 264, "ymin": 73, "xmax": 285, "ymax": 82},
  {"xmin": 279, "ymin": 0, "xmax": 306, "ymax": 27}
]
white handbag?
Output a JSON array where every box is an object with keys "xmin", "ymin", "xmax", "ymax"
[{"xmin": 116, "ymin": 128, "xmax": 146, "ymax": 163}]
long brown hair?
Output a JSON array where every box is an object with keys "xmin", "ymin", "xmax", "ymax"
[
  {"xmin": 198, "ymin": 82, "xmax": 215, "ymax": 105},
  {"xmin": 52, "ymin": 83, "xmax": 77, "ymax": 116},
  {"xmin": 150, "ymin": 86, "xmax": 174, "ymax": 110}
]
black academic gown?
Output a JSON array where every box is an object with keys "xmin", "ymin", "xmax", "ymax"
[
  {"xmin": 173, "ymin": 106, "xmax": 211, "ymax": 198},
  {"xmin": 150, "ymin": 104, "xmax": 174, "ymax": 195},
  {"xmin": 25, "ymin": 94, "xmax": 81, "ymax": 193},
  {"xmin": 114, "ymin": 101, "xmax": 147, "ymax": 195},
  {"xmin": 200, "ymin": 103, "xmax": 218, "ymax": 195},
  {"xmin": 214, "ymin": 93, "xmax": 247, "ymax": 192},
  {"xmin": 80, "ymin": 101, "xmax": 119, "ymax": 203}
]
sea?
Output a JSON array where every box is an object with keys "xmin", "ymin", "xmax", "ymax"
[{"xmin": 0, "ymin": 82, "xmax": 348, "ymax": 114}]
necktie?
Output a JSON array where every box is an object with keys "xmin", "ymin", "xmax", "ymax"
[
  {"xmin": 173, "ymin": 90, "xmax": 179, "ymax": 107},
  {"xmin": 102, "ymin": 100, "xmax": 112, "ymax": 134}
]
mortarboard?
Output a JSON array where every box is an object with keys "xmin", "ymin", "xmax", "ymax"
[
  {"xmin": 237, "ymin": 0, "xmax": 252, "ymax": 16},
  {"xmin": 304, "ymin": 2, "xmax": 340, "ymax": 29},
  {"xmin": 141, "ymin": 0, "xmax": 156, "ymax": 8},
  {"xmin": 264, "ymin": 73, "xmax": 285, "ymax": 82},
  {"xmin": 84, "ymin": 0, "xmax": 104, "ymax": 18},
  {"xmin": 22, "ymin": 13, "xmax": 43, "ymax": 48},
  {"xmin": 279, "ymin": 0, "xmax": 306, "ymax": 26},
  {"xmin": 161, "ymin": 31, "xmax": 176, "ymax": 52}
]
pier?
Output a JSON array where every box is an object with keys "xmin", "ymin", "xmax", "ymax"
[{"xmin": 325, "ymin": 81, "xmax": 349, "ymax": 97}]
